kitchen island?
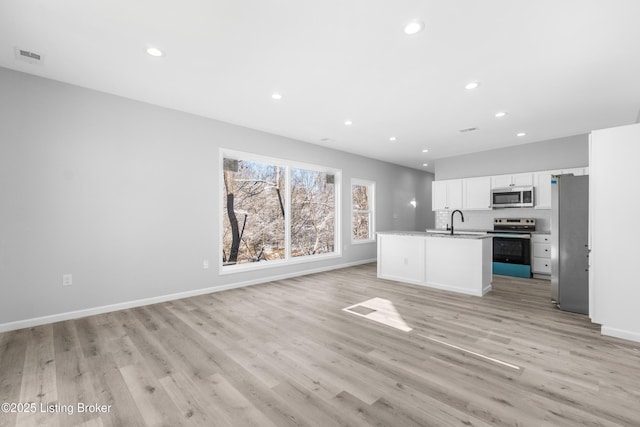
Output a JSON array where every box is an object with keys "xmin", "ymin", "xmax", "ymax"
[{"xmin": 377, "ymin": 231, "xmax": 493, "ymax": 296}]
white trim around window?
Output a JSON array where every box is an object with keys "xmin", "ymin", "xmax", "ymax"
[{"xmin": 219, "ymin": 148, "xmax": 342, "ymax": 274}]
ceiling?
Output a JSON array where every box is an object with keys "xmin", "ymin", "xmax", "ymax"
[{"xmin": 2, "ymin": 0, "xmax": 640, "ymax": 172}]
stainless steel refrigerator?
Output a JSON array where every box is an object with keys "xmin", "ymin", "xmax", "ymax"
[{"xmin": 550, "ymin": 174, "xmax": 589, "ymax": 314}]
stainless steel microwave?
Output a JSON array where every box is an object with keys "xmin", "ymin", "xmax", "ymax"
[{"xmin": 491, "ymin": 186, "xmax": 535, "ymax": 208}]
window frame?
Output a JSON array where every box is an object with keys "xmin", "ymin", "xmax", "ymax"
[
  {"xmin": 350, "ymin": 178, "xmax": 376, "ymax": 244},
  {"xmin": 219, "ymin": 148, "xmax": 342, "ymax": 274}
]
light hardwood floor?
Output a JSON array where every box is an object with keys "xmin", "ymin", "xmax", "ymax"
[{"xmin": 1, "ymin": 263, "xmax": 639, "ymax": 426}]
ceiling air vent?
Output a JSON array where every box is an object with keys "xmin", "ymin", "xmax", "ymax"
[
  {"xmin": 14, "ymin": 47, "xmax": 44, "ymax": 65},
  {"xmin": 459, "ymin": 127, "xmax": 478, "ymax": 133}
]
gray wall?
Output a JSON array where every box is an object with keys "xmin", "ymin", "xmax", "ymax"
[
  {"xmin": 416, "ymin": 173, "xmax": 435, "ymax": 232},
  {"xmin": 435, "ymin": 134, "xmax": 588, "ymax": 180},
  {"xmin": 0, "ymin": 67, "xmax": 433, "ymax": 326}
]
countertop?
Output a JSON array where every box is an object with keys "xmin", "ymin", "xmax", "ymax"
[
  {"xmin": 427, "ymin": 228, "xmax": 551, "ymax": 235},
  {"xmin": 427, "ymin": 228, "xmax": 489, "ymax": 234},
  {"xmin": 377, "ymin": 231, "xmax": 492, "ymax": 240}
]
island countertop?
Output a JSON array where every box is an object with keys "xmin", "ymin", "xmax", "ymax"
[{"xmin": 377, "ymin": 231, "xmax": 492, "ymax": 240}]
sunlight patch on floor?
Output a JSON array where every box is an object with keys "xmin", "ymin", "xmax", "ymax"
[{"xmin": 342, "ymin": 297, "xmax": 412, "ymax": 332}]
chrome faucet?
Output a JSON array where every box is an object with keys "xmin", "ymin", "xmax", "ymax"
[{"xmin": 450, "ymin": 210, "xmax": 464, "ymax": 235}]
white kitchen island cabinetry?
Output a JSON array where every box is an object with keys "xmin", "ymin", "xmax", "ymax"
[{"xmin": 377, "ymin": 232, "xmax": 492, "ymax": 297}]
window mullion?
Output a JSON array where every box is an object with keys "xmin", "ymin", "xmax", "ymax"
[{"xmin": 284, "ymin": 165, "xmax": 292, "ymax": 260}]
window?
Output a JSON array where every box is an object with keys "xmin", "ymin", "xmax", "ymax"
[
  {"xmin": 222, "ymin": 158, "xmax": 285, "ymax": 265},
  {"xmin": 221, "ymin": 150, "xmax": 340, "ymax": 271},
  {"xmin": 290, "ymin": 168, "xmax": 336, "ymax": 257},
  {"xmin": 351, "ymin": 179, "xmax": 375, "ymax": 243}
]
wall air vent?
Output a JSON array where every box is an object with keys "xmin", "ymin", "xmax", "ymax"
[
  {"xmin": 14, "ymin": 47, "xmax": 44, "ymax": 65},
  {"xmin": 459, "ymin": 127, "xmax": 478, "ymax": 133}
]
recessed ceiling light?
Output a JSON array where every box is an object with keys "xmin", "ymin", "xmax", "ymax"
[
  {"xmin": 344, "ymin": 120, "xmax": 353, "ymax": 126},
  {"xmin": 517, "ymin": 132, "xmax": 527, "ymax": 137},
  {"xmin": 146, "ymin": 47, "xmax": 164, "ymax": 57},
  {"xmin": 404, "ymin": 20, "xmax": 424, "ymax": 35},
  {"xmin": 495, "ymin": 111, "xmax": 507, "ymax": 118},
  {"xmin": 389, "ymin": 136, "xmax": 397, "ymax": 141},
  {"xmin": 271, "ymin": 92, "xmax": 282, "ymax": 100},
  {"xmin": 422, "ymin": 163, "xmax": 429, "ymax": 167},
  {"xmin": 422, "ymin": 149, "xmax": 429, "ymax": 153},
  {"xmin": 465, "ymin": 81, "xmax": 479, "ymax": 90}
]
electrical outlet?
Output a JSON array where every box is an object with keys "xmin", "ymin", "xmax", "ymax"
[
  {"xmin": 203, "ymin": 259, "xmax": 209, "ymax": 269},
  {"xmin": 63, "ymin": 274, "xmax": 73, "ymax": 287}
]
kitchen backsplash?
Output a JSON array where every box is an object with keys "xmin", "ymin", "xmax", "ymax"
[{"xmin": 434, "ymin": 208, "xmax": 551, "ymax": 233}]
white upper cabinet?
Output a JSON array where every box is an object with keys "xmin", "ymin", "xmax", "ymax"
[
  {"xmin": 433, "ymin": 167, "xmax": 588, "ymax": 212},
  {"xmin": 491, "ymin": 172, "xmax": 533, "ymax": 189},
  {"xmin": 491, "ymin": 174, "xmax": 512, "ymax": 189},
  {"xmin": 463, "ymin": 176, "xmax": 492, "ymax": 210},
  {"xmin": 432, "ymin": 179, "xmax": 463, "ymax": 211},
  {"xmin": 432, "ymin": 181, "xmax": 448, "ymax": 211},
  {"xmin": 534, "ymin": 170, "xmax": 560, "ymax": 209},
  {"xmin": 535, "ymin": 167, "xmax": 589, "ymax": 209},
  {"xmin": 561, "ymin": 167, "xmax": 587, "ymax": 176}
]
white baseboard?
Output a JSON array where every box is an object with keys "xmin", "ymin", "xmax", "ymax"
[
  {"xmin": 601, "ymin": 325, "xmax": 640, "ymax": 343},
  {"xmin": 421, "ymin": 281, "xmax": 486, "ymax": 297},
  {"xmin": 0, "ymin": 259, "xmax": 376, "ymax": 333}
]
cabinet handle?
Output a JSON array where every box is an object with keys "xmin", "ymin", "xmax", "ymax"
[{"xmin": 545, "ymin": 249, "xmax": 548, "ymax": 252}]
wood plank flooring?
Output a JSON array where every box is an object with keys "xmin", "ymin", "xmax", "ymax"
[{"xmin": 1, "ymin": 263, "xmax": 640, "ymax": 426}]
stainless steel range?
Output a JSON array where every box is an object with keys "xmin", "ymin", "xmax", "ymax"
[{"xmin": 488, "ymin": 218, "xmax": 535, "ymax": 278}]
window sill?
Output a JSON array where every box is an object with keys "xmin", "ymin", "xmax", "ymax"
[
  {"xmin": 220, "ymin": 252, "xmax": 342, "ymax": 275},
  {"xmin": 351, "ymin": 238, "xmax": 376, "ymax": 245}
]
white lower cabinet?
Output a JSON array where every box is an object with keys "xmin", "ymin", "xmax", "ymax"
[
  {"xmin": 532, "ymin": 233, "xmax": 551, "ymax": 277},
  {"xmin": 377, "ymin": 233, "xmax": 492, "ymax": 296}
]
